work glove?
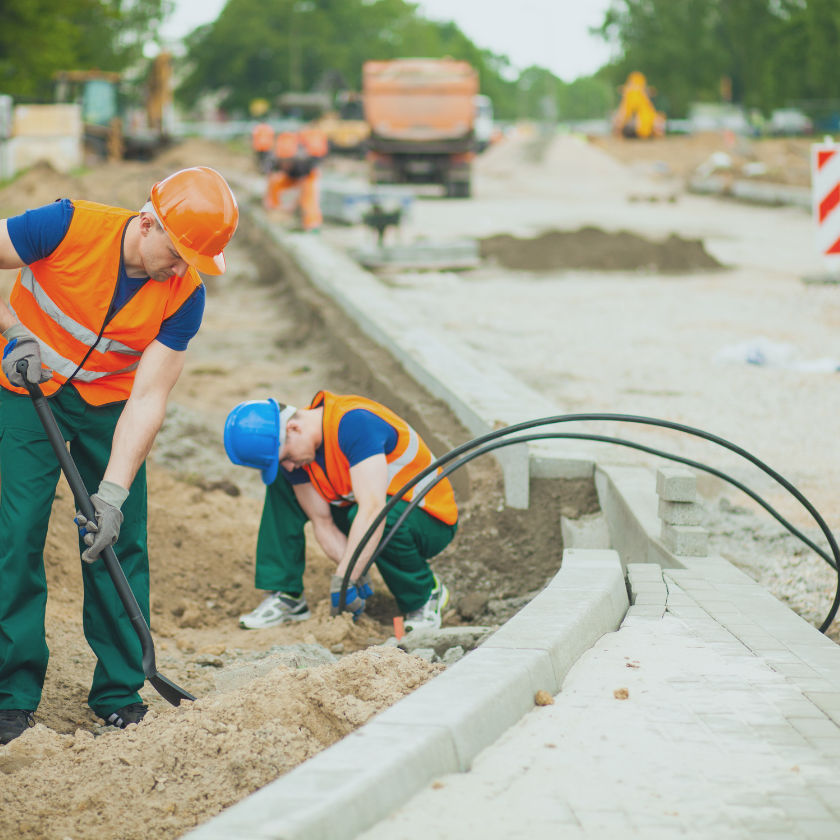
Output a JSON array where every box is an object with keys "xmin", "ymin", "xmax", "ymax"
[
  {"xmin": 330, "ymin": 573, "xmax": 374, "ymax": 620},
  {"xmin": 1, "ymin": 324, "xmax": 52, "ymax": 386},
  {"xmin": 75, "ymin": 480, "xmax": 129, "ymax": 564}
]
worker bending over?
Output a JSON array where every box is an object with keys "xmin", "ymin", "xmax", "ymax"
[
  {"xmin": 0, "ymin": 167, "xmax": 238, "ymax": 744},
  {"xmin": 224, "ymin": 390, "xmax": 458, "ymax": 633},
  {"xmin": 264, "ymin": 127, "xmax": 328, "ymax": 232}
]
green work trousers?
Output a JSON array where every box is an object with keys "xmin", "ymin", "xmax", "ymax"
[
  {"xmin": 0, "ymin": 385, "xmax": 148, "ymax": 719},
  {"xmin": 256, "ymin": 475, "xmax": 457, "ymax": 612}
]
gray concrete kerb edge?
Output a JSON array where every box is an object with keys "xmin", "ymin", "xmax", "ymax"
[{"xmin": 184, "ymin": 549, "xmax": 629, "ymax": 840}]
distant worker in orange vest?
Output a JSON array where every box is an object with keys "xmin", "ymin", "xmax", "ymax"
[
  {"xmin": 223, "ymin": 390, "xmax": 458, "ymax": 632},
  {"xmin": 0, "ymin": 167, "xmax": 238, "ymax": 744},
  {"xmin": 264, "ymin": 127, "xmax": 328, "ymax": 232},
  {"xmin": 251, "ymin": 122, "xmax": 275, "ymax": 173}
]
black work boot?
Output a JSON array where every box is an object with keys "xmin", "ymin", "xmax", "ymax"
[
  {"xmin": 103, "ymin": 702, "xmax": 148, "ymax": 729},
  {"xmin": 0, "ymin": 709, "xmax": 35, "ymax": 744}
]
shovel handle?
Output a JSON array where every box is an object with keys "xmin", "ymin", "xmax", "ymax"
[{"xmin": 16, "ymin": 359, "xmax": 195, "ymax": 705}]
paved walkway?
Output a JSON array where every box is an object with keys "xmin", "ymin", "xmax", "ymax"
[{"xmin": 361, "ymin": 573, "xmax": 840, "ymax": 840}]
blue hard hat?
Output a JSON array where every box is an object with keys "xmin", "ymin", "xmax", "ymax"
[{"xmin": 224, "ymin": 398, "xmax": 281, "ymax": 484}]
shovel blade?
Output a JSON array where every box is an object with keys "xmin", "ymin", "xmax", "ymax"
[{"xmin": 149, "ymin": 672, "xmax": 196, "ymax": 706}]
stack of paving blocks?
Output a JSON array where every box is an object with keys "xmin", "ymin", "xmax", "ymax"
[{"xmin": 656, "ymin": 467, "xmax": 708, "ymax": 556}]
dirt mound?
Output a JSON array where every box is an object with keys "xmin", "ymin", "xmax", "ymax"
[
  {"xmin": 480, "ymin": 226, "xmax": 724, "ymax": 273},
  {"xmin": 0, "ymin": 647, "xmax": 441, "ymax": 840}
]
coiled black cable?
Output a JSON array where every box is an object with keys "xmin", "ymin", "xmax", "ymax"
[{"xmin": 336, "ymin": 414, "xmax": 840, "ymax": 634}]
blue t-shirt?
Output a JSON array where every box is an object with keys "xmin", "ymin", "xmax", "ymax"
[
  {"xmin": 6, "ymin": 198, "xmax": 204, "ymax": 351},
  {"xmin": 283, "ymin": 408, "xmax": 398, "ymax": 488}
]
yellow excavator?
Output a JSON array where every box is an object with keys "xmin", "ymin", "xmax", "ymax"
[
  {"xmin": 612, "ymin": 72, "xmax": 666, "ymax": 139},
  {"xmin": 53, "ymin": 52, "xmax": 173, "ymax": 161}
]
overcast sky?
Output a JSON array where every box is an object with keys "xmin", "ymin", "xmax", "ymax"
[{"xmin": 161, "ymin": 0, "xmax": 616, "ymax": 82}]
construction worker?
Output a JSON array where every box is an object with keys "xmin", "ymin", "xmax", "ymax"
[
  {"xmin": 251, "ymin": 121, "xmax": 275, "ymax": 173},
  {"xmin": 223, "ymin": 390, "xmax": 458, "ymax": 633},
  {"xmin": 264, "ymin": 126, "xmax": 328, "ymax": 231},
  {"xmin": 0, "ymin": 166, "xmax": 238, "ymax": 744}
]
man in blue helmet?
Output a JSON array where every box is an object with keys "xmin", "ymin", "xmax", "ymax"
[{"xmin": 223, "ymin": 391, "xmax": 458, "ymax": 633}]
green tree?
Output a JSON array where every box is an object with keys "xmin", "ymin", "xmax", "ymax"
[
  {"xmin": 0, "ymin": 0, "xmax": 170, "ymax": 101},
  {"xmin": 177, "ymin": 0, "xmax": 526, "ymax": 117},
  {"xmin": 597, "ymin": 0, "xmax": 840, "ymax": 118}
]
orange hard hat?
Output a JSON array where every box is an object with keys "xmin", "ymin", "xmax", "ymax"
[{"xmin": 150, "ymin": 166, "xmax": 239, "ymax": 275}]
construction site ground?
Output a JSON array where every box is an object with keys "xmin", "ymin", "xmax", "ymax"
[{"xmin": 0, "ymin": 129, "xmax": 837, "ymax": 839}]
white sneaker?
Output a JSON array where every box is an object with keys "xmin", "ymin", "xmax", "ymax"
[
  {"xmin": 404, "ymin": 576, "xmax": 449, "ymax": 633},
  {"xmin": 239, "ymin": 592, "xmax": 310, "ymax": 629}
]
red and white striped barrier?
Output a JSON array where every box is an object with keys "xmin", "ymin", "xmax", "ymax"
[{"xmin": 812, "ymin": 140, "xmax": 840, "ymax": 267}]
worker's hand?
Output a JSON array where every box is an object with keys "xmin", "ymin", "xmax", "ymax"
[
  {"xmin": 75, "ymin": 481, "xmax": 128, "ymax": 564},
  {"xmin": 1, "ymin": 324, "xmax": 52, "ymax": 386},
  {"xmin": 330, "ymin": 573, "xmax": 373, "ymax": 620}
]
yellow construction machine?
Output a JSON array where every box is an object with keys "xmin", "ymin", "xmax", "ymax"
[
  {"xmin": 612, "ymin": 72, "xmax": 665, "ymax": 139},
  {"xmin": 312, "ymin": 91, "xmax": 370, "ymax": 156},
  {"xmin": 54, "ymin": 52, "xmax": 173, "ymax": 161}
]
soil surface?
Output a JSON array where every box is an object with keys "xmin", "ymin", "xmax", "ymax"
[
  {"xmin": 589, "ymin": 132, "xmax": 814, "ymax": 187},
  {"xmin": 480, "ymin": 227, "xmax": 723, "ymax": 273}
]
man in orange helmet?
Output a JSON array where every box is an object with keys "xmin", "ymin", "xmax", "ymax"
[
  {"xmin": 264, "ymin": 127, "xmax": 328, "ymax": 231},
  {"xmin": 0, "ymin": 166, "xmax": 238, "ymax": 743}
]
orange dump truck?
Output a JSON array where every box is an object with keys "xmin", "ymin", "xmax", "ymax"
[{"xmin": 363, "ymin": 58, "xmax": 478, "ymax": 197}]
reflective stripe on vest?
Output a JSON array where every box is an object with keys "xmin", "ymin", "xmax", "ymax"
[
  {"xmin": 18, "ymin": 267, "xmax": 141, "ymax": 356},
  {"xmin": 302, "ymin": 390, "xmax": 458, "ymax": 526},
  {"xmin": 8, "ymin": 301, "xmax": 139, "ymax": 383},
  {"xmin": 0, "ymin": 199, "xmax": 201, "ymax": 405}
]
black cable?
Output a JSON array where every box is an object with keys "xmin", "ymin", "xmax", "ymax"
[
  {"xmin": 370, "ymin": 433, "xmax": 836, "ymax": 572},
  {"xmin": 336, "ymin": 414, "xmax": 840, "ymax": 633},
  {"xmin": 362, "ymin": 431, "xmax": 840, "ymax": 634}
]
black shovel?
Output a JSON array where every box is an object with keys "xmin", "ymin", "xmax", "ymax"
[{"xmin": 16, "ymin": 359, "xmax": 195, "ymax": 706}]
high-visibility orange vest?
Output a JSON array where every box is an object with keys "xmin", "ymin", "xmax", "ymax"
[
  {"xmin": 302, "ymin": 390, "xmax": 458, "ymax": 526},
  {"xmin": 273, "ymin": 131, "xmax": 300, "ymax": 159},
  {"xmin": 0, "ymin": 199, "xmax": 201, "ymax": 406},
  {"xmin": 252, "ymin": 122, "xmax": 275, "ymax": 152},
  {"xmin": 299, "ymin": 127, "xmax": 328, "ymax": 158}
]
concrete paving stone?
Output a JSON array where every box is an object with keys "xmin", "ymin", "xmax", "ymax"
[
  {"xmin": 572, "ymin": 809, "xmax": 634, "ymax": 831},
  {"xmin": 770, "ymin": 795, "xmax": 836, "ymax": 820},
  {"xmin": 803, "ymin": 691, "xmax": 840, "ymax": 718},
  {"xmin": 698, "ymin": 714, "xmax": 750, "ymax": 734},
  {"xmin": 798, "ymin": 820, "xmax": 840, "ymax": 839},
  {"xmin": 814, "ymin": 738, "xmax": 840, "ymax": 758},
  {"xmin": 656, "ymin": 466, "xmax": 697, "ymax": 502},
  {"xmin": 625, "ymin": 604, "xmax": 665, "ymax": 618},
  {"xmin": 774, "ymin": 662, "xmax": 824, "ymax": 680},
  {"xmin": 787, "ymin": 717, "xmax": 840, "ymax": 739},
  {"xmin": 749, "ymin": 724, "xmax": 811, "ymax": 746},
  {"xmin": 811, "ymin": 786, "xmax": 840, "ymax": 817},
  {"xmin": 773, "ymin": 697, "xmax": 835, "ymax": 718},
  {"xmin": 627, "ymin": 561, "xmax": 664, "ymax": 577},
  {"xmin": 658, "ymin": 497, "xmax": 704, "ymax": 525},
  {"xmin": 667, "ymin": 604, "xmax": 717, "ymax": 620}
]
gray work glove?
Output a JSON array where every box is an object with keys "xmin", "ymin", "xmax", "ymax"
[
  {"xmin": 75, "ymin": 480, "xmax": 129, "ymax": 564},
  {"xmin": 330, "ymin": 573, "xmax": 374, "ymax": 619},
  {"xmin": 1, "ymin": 324, "xmax": 52, "ymax": 386}
]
